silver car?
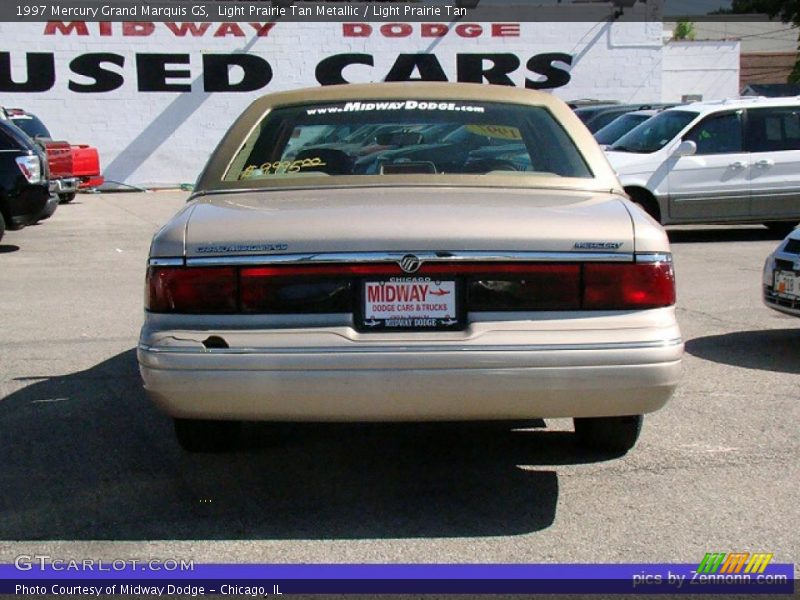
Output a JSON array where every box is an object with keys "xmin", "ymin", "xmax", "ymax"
[
  {"xmin": 138, "ymin": 83, "xmax": 683, "ymax": 453},
  {"xmin": 763, "ymin": 228, "xmax": 800, "ymax": 316}
]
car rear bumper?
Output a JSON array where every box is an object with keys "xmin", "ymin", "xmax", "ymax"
[
  {"xmin": 3, "ymin": 185, "xmax": 50, "ymax": 228},
  {"xmin": 49, "ymin": 177, "xmax": 79, "ymax": 194},
  {"xmin": 763, "ymin": 286, "xmax": 800, "ymax": 317},
  {"xmin": 138, "ymin": 316, "xmax": 683, "ymax": 421},
  {"xmin": 43, "ymin": 193, "xmax": 59, "ymax": 214}
]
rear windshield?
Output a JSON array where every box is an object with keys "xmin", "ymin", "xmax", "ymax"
[
  {"xmin": 0, "ymin": 120, "xmax": 36, "ymax": 151},
  {"xmin": 10, "ymin": 114, "xmax": 51, "ymax": 139},
  {"xmin": 224, "ymin": 100, "xmax": 593, "ymax": 181}
]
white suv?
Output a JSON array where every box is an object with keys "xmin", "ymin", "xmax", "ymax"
[{"xmin": 606, "ymin": 97, "xmax": 800, "ymax": 235}]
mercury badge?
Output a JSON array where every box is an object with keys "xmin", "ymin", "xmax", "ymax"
[
  {"xmin": 196, "ymin": 243, "xmax": 289, "ymax": 253},
  {"xmin": 398, "ymin": 254, "xmax": 422, "ymax": 273},
  {"xmin": 573, "ymin": 242, "xmax": 623, "ymax": 250}
]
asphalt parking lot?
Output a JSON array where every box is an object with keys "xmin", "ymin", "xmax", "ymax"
[{"xmin": 0, "ymin": 191, "xmax": 797, "ymax": 567}]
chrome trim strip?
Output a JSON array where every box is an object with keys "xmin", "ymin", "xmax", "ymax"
[
  {"xmin": 189, "ymin": 181, "xmax": 618, "ymax": 202},
  {"xmin": 670, "ymin": 191, "xmax": 751, "ymax": 201},
  {"xmin": 635, "ymin": 253, "xmax": 672, "ymax": 264},
  {"xmin": 752, "ymin": 189, "xmax": 800, "ymax": 198},
  {"xmin": 148, "ymin": 257, "xmax": 184, "ymax": 267},
  {"xmin": 185, "ymin": 251, "xmax": 637, "ymax": 267},
  {"xmin": 139, "ymin": 338, "xmax": 683, "ymax": 355}
]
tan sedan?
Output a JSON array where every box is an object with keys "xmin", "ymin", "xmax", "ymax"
[{"xmin": 138, "ymin": 82, "xmax": 682, "ymax": 453}]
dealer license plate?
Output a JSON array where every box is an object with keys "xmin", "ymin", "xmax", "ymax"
[
  {"xmin": 361, "ymin": 277, "xmax": 460, "ymax": 331},
  {"xmin": 775, "ymin": 270, "xmax": 800, "ymax": 299}
]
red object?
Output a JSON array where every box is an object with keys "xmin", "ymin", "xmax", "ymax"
[
  {"xmin": 79, "ymin": 176, "xmax": 104, "ymax": 189},
  {"xmin": 584, "ymin": 262, "xmax": 676, "ymax": 309},
  {"xmin": 146, "ymin": 267, "xmax": 238, "ymax": 313},
  {"xmin": 70, "ymin": 144, "xmax": 101, "ymax": 180},
  {"xmin": 147, "ymin": 261, "xmax": 676, "ymax": 314},
  {"xmin": 43, "ymin": 141, "xmax": 102, "ymax": 191},
  {"xmin": 43, "ymin": 141, "xmax": 73, "ymax": 179},
  {"xmin": 11, "ymin": 108, "xmax": 103, "ymax": 191}
]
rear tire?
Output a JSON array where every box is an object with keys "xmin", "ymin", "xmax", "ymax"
[
  {"xmin": 574, "ymin": 415, "xmax": 643, "ymax": 454},
  {"xmin": 58, "ymin": 192, "xmax": 76, "ymax": 204},
  {"xmin": 173, "ymin": 418, "xmax": 241, "ymax": 453},
  {"xmin": 0, "ymin": 212, "xmax": 5, "ymax": 243},
  {"xmin": 765, "ymin": 221, "xmax": 797, "ymax": 238}
]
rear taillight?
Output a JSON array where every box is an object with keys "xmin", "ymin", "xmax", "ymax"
[
  {"xmin": 146, "ymin": 267, "xmax": 238, "ymax": 313},
  {"xmin": 145, "ymin": 260, "xmax": 675, "ymax": 314},
  {"xmin": 584, "ymin": 262, "xmax": 675, "ymax": 309},
  {"xmin": 15, "ymin": 155, "xmax": 42, "ymax": 184}
]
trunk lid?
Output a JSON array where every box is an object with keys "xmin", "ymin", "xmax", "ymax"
[{"xmin": 177, "ymin": 186, "xmax": 634, "ymax": 257}]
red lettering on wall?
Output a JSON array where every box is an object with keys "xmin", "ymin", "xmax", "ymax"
[
  {"xmin": 248, "ymin": 22, "xmax": 276, "ymax": 37},
  {"xmin": 380, "ymin": 23, "xmax": 413, "ymax": 38},
  {"xmin": 343, "ymin": 23, "xmax": 372, "ymax": 37},
  {"xmin": 123, "ymin": 22, "xmax": 155, "ymax": 36},
  {"xmin": 492, "ymin": 23, "xmax": 521, "ymax": 37},
  {"xmin": 164, "ymin": 22, "xmax": 212, "ymax": 37},
  {"xmin": 455, "ymin": 24, "xmax": 483, "ymax": 38},
  {"xmin": 214, "ymin": 23, "xmax": 245, "ymax": 37},
  {"xmin": 44, "ymin": 21, "xmax": 89, "ymax": 36},
  {"xmin": 421, "ymin": 24, "xmax": 448, "ymax": 37}
]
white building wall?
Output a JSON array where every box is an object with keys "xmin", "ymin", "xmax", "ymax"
[
  {"xmin": 0, "ymin": 19, "xmax": 666, "ymax": 186},
  {"xmin": 662, "ymin": 40, "xmax": 741, "ymax": 102}
]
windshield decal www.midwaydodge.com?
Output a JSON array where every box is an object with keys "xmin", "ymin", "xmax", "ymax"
[{"xmin": 306, "ymin": 101, "xmax": 486, "ymax": 115}]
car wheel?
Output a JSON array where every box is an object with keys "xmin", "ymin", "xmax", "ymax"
[
  {"xmin": 573, "ymin": 415, "xmax": 643, "ymax": 453},
  {"xmin": 765, "ymin": 221, "xmax": 797, "ymax": 238},
  {"xmin": 59, "ymin": 192, "xmax": 76, "ymax": 204},
  {"xmin": 173, "ymin": 418, "xmax": 241, "ymax": 453},
  {"xmin": 0, "ymin": 211, "xmax": 5, "ymax": 243}
]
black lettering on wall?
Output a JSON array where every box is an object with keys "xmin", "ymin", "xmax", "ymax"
[
  {"xmin": 0, "ymin": 52, "xmax": 55, "ymax": 92},
  {"xmin": 384, "ymin": 54, "xmax": 448, "ymax": 82},
  {"xmin": 202, "ymin": 54, "xmax": 272, "ymax": 92},
  {"xmin": 315, "ymin": 53, "xmax": 374, "ymax": 85},
  {"xmin": 456, "ymin": 54, "xmax": 519, "ymax": 85},
  {"xmin": 525, "ymin": 53, "xmax": 573, "ymax": 90},
  {"xmin": 136, "ymin": 54, "xmax": 191, "ymax": 92},
  {"xmin": 68, "ymin": 53, "xmax": 125, "ymax": 93}
]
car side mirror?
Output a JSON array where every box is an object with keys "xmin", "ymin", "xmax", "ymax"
[{"xmin": 674, "ymin": 140, "xmax": 697, "ymax": 157}]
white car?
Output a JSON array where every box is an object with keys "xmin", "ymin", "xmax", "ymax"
[
  {"xmin": 138, "ymin": 82, "xmax": 682, "ymax": 454},
  {"xmin": 763, "ymin": 228, "xmax": 800, "ymax": 316},
  {"xmin": 606, "ymin": 97, "xmax": 800, "ymax": 236}
]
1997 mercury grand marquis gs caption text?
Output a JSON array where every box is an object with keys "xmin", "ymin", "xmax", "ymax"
[{"xmin": 137, "ymin": 83, "xmax": 683, "ymax": 454}]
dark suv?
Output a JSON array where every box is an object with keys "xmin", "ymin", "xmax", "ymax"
[{"xmin": 0, "ymin": 119, "xmax": 51, "ymax": 242}]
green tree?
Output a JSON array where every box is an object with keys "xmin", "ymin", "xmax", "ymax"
[
  {"xmin": 673, "ymin": 20, "xmax": 697, "ymax": 40},
  {"xmin": 731, "ymin": 0, "xmax": 800, "ymax": 82}
]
